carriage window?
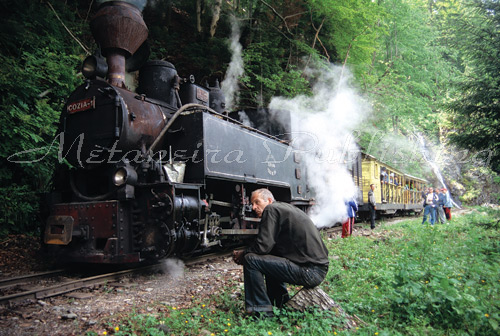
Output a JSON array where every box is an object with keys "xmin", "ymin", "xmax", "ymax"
[{"xmin": 374, "ymin": 164, "xmax": 378, "ymax": 178}]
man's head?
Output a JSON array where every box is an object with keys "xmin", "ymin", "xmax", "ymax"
[
  {"xmin": 370, "ymin": 184, "xmax": 375, "ymax": 191},
  {"xmin": 251, "ymin": 189, "xmax": 275, "ymax": 218},
  {"xmin": 429, "ymin": 187, "xmax": 434, "ymax": 193}
]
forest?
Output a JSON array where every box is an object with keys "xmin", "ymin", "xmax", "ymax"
[{"xmin": 1, "ymin": 0, "xmax": 499, "ymax": 233}]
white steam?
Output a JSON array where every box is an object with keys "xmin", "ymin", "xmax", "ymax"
[
  {"xmin": 238, "ymin": 111, "xmax": 253, "ymax": 127},
  {"xmin": 270, "ymin": 65, "xmax": 369, "ymax": 228},
  {"xmin": 221, "ymin": 16, "xmax": 244, "ymax": 111},
  {"xmin": 161, "ymin": 258, "xmax": 185, "ymax": 279}
]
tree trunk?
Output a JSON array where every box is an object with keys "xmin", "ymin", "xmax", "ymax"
[{"xmin": 285, "ymin": 287, "xmax": 359, "ymax": 329}]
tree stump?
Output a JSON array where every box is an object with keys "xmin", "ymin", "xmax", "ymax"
[{"xmin": 285, "ymin": 287, "xmax": 360, "ymax": 329}]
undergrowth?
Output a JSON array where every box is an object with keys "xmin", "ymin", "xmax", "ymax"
[{"xmin": 86, "ymin": 207, "xmax": 500, "ymax": 336}]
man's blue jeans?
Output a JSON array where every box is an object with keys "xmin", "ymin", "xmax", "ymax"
[
  {"xmin": 422, "ymin": 205, "xmax": 436, "ymax": 225},
  {"xmin": 243, "ymin": 253, "xmax": 328, "ymax": 313}
]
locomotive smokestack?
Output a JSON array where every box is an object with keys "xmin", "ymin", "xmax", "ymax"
[{"xmin": 90, "ymin": 1, "xmax": 148, "ymax": 88}]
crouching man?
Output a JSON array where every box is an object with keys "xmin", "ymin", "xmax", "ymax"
[{"xmin": 232, "ymin": 188, "xmax": 329, "ymax": 317}]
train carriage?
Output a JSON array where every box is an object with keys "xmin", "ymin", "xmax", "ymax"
[
  {"xmin": 402, "ymin": 173, "xmax": 427, "ymax": 213},
  {"xmin": 358, "ymin": 153, "xmax": 427, "ymax": 216}
]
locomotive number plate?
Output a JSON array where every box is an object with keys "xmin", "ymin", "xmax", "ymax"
[
  {"xmin": 67, "ymin": 96, "xmax": 96, "ymax": 114},
  {"xmin": 196, "ymin": 88, "xmax": 209, "ymax": 103}
]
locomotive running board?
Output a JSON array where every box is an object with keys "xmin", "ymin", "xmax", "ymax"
[{"xmin": 220, "ymin": 229, "xmax": 259, "ymax": 235}]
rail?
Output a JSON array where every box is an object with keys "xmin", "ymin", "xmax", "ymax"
[{"xmin": 0, "ymin": 250, "xmax": 235, "ymax": 305}]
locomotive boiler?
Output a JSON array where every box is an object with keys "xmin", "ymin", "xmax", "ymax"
[{"xmin": 43, "ymin": 1, "xmax": 312, "ymax": 264}]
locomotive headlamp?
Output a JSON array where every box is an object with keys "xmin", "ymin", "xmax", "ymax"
[
  {"xmin": 113, "ymin": 166, "xmax": 137, "ymax": 186},
  {"xmin": 82, "ymin": 55, "xmax": 108, "ymax": 79}
]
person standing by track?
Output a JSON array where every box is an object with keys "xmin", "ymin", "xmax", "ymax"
[
  {"xmin": 442, "ymin": 188, "xmax": 453, "ymax": 221},
  {"xmin": 436, "ymin": 188, "xmax": 447, "ymax": 224},
  {"xmin": 342, "ymin": 198, "xmax": 358, "ymax": 238},
  {"xmin": 368, "ymin": 184, "xmax": 377, "ymax": 229},
  {"xmin": 422, "ymin": 187, "xmax": 438, "ymax": 225}
]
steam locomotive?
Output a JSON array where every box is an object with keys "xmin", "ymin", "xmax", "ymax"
[{"xmin": 43, "ymin": 1, "xmax": 312, "ymax": 264}]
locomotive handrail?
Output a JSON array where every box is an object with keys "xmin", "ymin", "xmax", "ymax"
[
  {"xmin": 212, "ymin": 112, "xmax": 289, "ymax": 144},
  {"xmin": 147, "ymin": 103, "xmax": 215, "ymax": 155},
  {"xmin": 147, "ymin": 103, "xmax": 288, "ymax": 156}
]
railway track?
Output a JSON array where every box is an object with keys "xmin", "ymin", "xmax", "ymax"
[
  {"xmin": 0, "ymin": 269, "xmax": 66, "ymax": 290},
  {"xmin": 0, "ymin": 227, "xmax": 363, "ymax": 306},
  {"xmin": 0, "ymin": 250, "xmax": 234, "ymax": 305}
]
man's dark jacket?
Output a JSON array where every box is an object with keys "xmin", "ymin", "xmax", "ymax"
[{"xmin": 245, "ymin": 202, "xmax": 329, "ymax": 266}]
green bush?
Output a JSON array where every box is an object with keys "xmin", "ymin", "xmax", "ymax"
[{"xmin": 0, "ymin": 0, "xmax": 84, "ymax": 233}]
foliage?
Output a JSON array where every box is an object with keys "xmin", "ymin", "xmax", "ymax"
[
  {"xmin": 456, "ymin": 166, "xmax": 500, "ymax": 205},
  {"xmin": 445, "ymin": 0, "xmax": 500, "ymax": 173},
  {"xmin": 326, "ymin": 211, "xmax": 500, "ymax": 335},
  {"xmin": 0, "ymin": 186, "xmax": 39, "ymax": 236},
  {"xmin": 236, "ymin": 0, "xmax": 385, "ymax": 107},
  {"xmin": 0, "ymin": 0, "xmax": 86, "ymax": 231},
  {"xmin": 352, "ymin": 0, "xmax": 462, "ymax": 180},
  {"xmin": 361, "ymin": 0, "xmax": 454, "ymax": 135},
  {"xmin": 240, "ymin": 40, "xmax": 311, "ymax": 107},
  {"xmin": 307, "ymin": 0, "xmax": 383, "ymax": 66}
]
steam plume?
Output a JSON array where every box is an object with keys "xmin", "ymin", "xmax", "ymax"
[
  {"xmin": 221, "ymin": 15, "xmax": 244, "ymax": 111},
  {"xmin": 270, "ymin": 64, "xmax": 369, "ymax": 228},
  {"xmin": 161, "ymin": 258, "xmax": 185, "ymax": 279}
]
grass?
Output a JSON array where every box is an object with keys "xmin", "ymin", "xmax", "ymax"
[{"xmin": 87, "ymin": 207, "xmax": 500, "ymax": 336}]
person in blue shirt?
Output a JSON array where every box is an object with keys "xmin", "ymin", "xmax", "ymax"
[{"xmin": 342, "ymin": 198, "xmax": 358, "ymax": 238}]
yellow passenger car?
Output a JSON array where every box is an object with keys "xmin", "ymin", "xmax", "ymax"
[{"xmin": 359, "ymin": 153, "xmax": 427, "ymax": 216}]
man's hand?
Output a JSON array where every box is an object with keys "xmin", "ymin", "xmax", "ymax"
[{"xmin": 232, "ymin": 250, "xmax": 245, "ymax": 265}]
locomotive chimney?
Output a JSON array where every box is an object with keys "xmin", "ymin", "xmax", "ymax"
[{"xmin": 90, "ymin": 1, "xmax": 148, "ymax": 88}]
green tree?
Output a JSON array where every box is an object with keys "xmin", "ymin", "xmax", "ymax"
[
  {"xmin": 364, "ymin": 0, "xmax": 451, "ymax": 134},
  {"xmin": 446, "ymin": 0, "xmax": 500, "ymax": 173},
  {"xmin": 0, "ymin": 0, "xmax": 86, "ymax": 233}
]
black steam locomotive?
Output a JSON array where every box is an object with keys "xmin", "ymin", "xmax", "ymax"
[{"xmin": 43, "ymin": 1, "xmax": 312, "ymax": 264}]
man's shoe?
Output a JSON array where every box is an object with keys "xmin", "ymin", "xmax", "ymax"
[{"xmin": 246, "ymin": 311, "xmax": 274, "ymax": 319}]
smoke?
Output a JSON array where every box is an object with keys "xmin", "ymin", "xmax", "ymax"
[
  {"xmin": 270, "ymin": 64, "xmax": 369, "ymax": 228},
  {"xmin": 221, "ymin": 15, "xmax": 244, "ymax": 111},
  {"xmin": 238, "ymin": 111, "xmax": 253, "ymax": 127},
  {"xmin": 160, "ymin": 258, "xmax": 185, "ymax": 279}
]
